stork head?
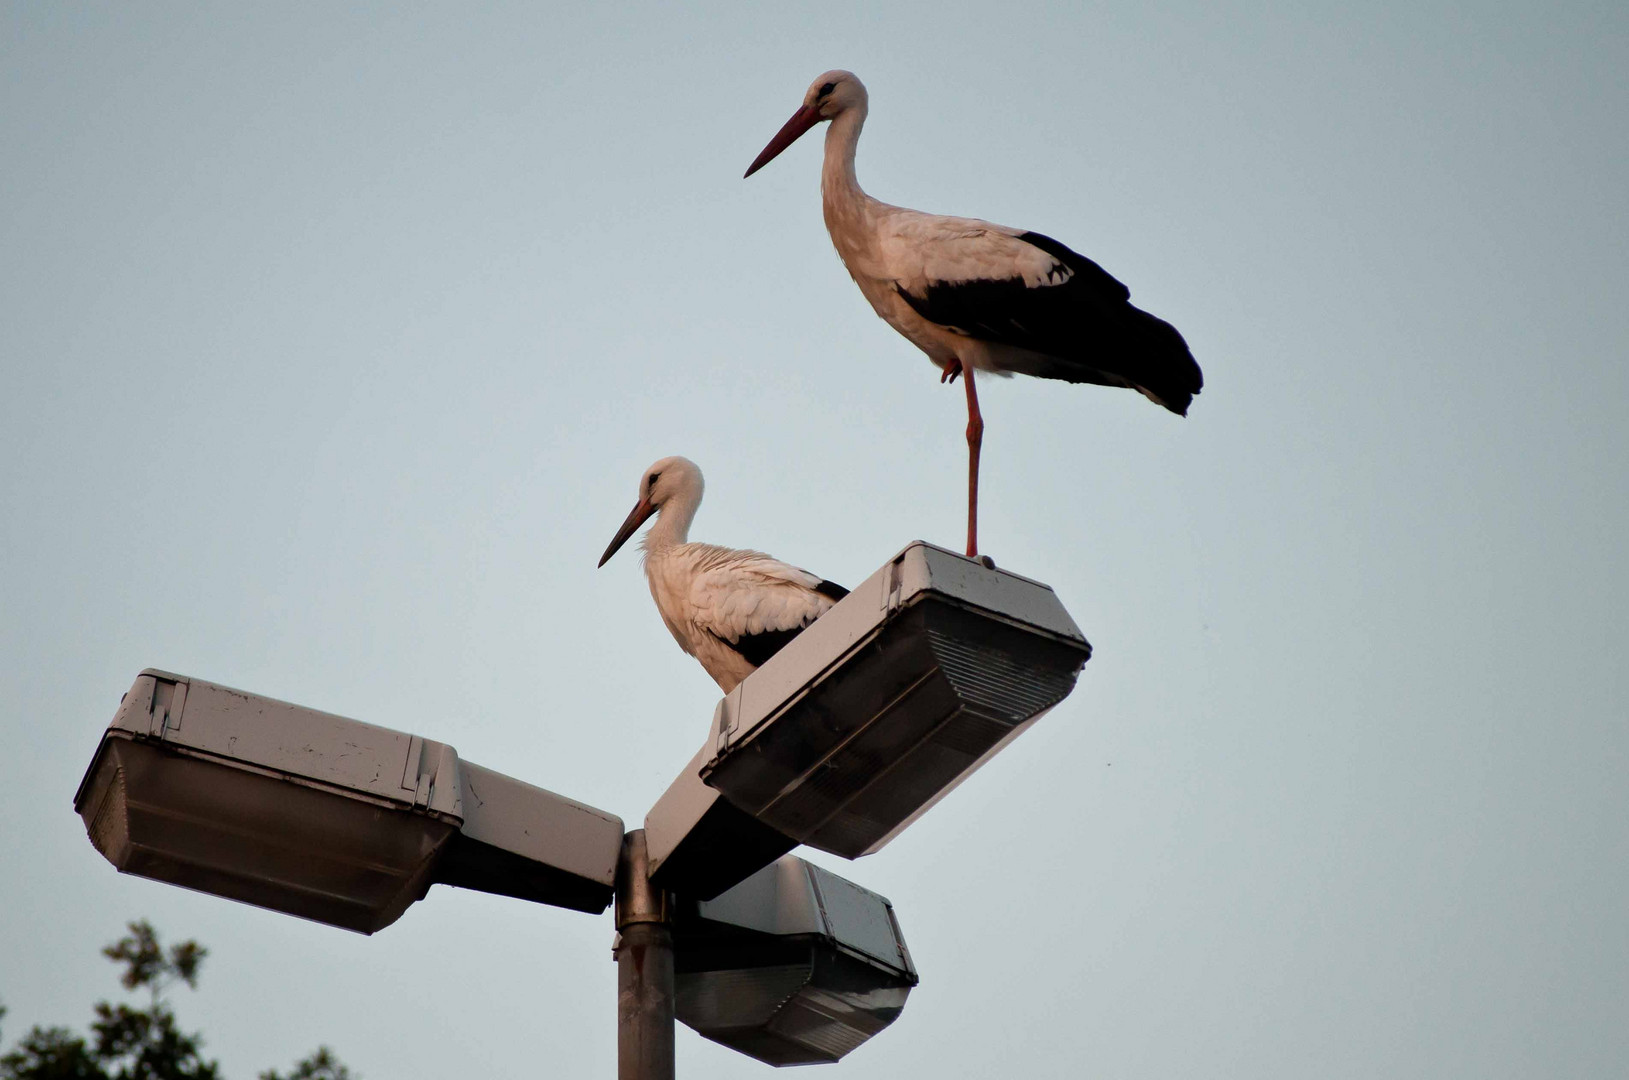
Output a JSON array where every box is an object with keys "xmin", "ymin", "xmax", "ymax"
[
  {"xmin": 744, "ymin": 70, "xmax": 867, "ymax": 178},
  {"xmin": 598, "ymin": 455, "xmax": 704, "ymax": 567}
]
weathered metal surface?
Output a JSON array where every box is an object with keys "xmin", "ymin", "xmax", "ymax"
[
  {"xmin": 79, "ymin": 670, "xmax": 464, "ymax": 820},
  {"xmin": 76, "ymin": 735, "xmax": 456, "ymax": 934},
  {"xmin": 644, "ymin": 726, "xmax": 796, "ymax": 903},
  {"xmin": 439, "ymin": 761, "xmax": 622, "ymax": 914},
  {"xmin": 672, "ymin": 855, "xmax": 917, "ymax": 1066},
  {"xmin": 616, "ymin": 830, "xmax": 668, "ymax": 929},
  {"xmin": 615, "ymin": 831, "xmax": 676, "ymax": 1080},
  {"xmin": 701, "ymin": 541, "xmax": 1091, "ymax": 859},
  {"xmin": 616, "ymin": 922, "xmax": 676, "ymax": 1080},
  {"xmin": 75, "ymin": 670, "xmax": 625, "ymax": 931}
]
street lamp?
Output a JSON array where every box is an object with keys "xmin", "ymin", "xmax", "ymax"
[
  {"xmin": 73, "ymin": 669, "xmax": 624, "ymax": 933},
  {"xmin": 73, "ymin": 542, "xmax": 1091, "ymax": 1076}
]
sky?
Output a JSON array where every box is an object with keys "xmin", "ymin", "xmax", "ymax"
[{"xmin": 2, "ymin": 2, "xmax": 1626, "ymax": 1077}]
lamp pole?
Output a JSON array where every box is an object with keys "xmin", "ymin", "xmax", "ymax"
[{"xmin": 614, "ymin": 830, "xmax": 675, "ymax": 1080}]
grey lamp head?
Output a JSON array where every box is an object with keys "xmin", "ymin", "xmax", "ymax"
[
  {"xmin": 74, "ymin": 670, "xmax": 624, "ymax": 933},
  {"xmin": 703, "ymin": 541, "xmax": 1091, "ymax": 857},
  {"xmin": 673, "ymin": 854, "xmax": 917, "ymax": 1066}
]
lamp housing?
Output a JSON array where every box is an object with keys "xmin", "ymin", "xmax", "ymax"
[
  {"xmin": 701, "ymin": 542, "xmax": 1091, "ymax": 859},
  {"xmin": 74, "ymin": 670, "xmax": 624, "ymax": 933},
  {"xmin": 672, "ymin": 855, "xmax": 917, "ymax": 1066}
]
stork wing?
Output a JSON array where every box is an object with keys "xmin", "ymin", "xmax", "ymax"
[
  {"xmin": 878, "ymin": 214, "xmax": 1201, "ymax": 412},
  {"xmin": 879, "ymin": 213, "xmax": 1129, "ymax": 315},
  {"xmin": 686, "ymin": 547, "xmax": 847, "ymax": 668}
]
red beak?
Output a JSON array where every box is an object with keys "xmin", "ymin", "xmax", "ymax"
[
  {"xmin": 598, "ymin": 497, "xmax": 656, "ymax": 567},
  {"xmin": 744, "ymin": 103, "xmax": 821, "ymax": 178}
]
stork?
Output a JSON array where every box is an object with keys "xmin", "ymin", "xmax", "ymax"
[
  {"xmin": 744, "ymin": 70, "xmax": 1203, "ymax": 559},
  {"xmin": 597, "ymin": 456, "xmax": 848, "ymax": 693}
]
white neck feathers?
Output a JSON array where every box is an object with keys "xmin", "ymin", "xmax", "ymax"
[
  {"xmin": 821, "ymin": 106, "xmax": 869, "ymax": 230},
  {"xmin": 642, "ymin": 488, "xmax": 700, "ymax": 556}
]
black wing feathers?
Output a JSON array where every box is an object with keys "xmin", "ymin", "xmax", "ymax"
[
  {"xmin": 715, "ymin": 578, "xmax": 847, "ymax": 669},
  {"xmin": 814, "ymin": 580, "xmax": 849, "ymax": 602},
  {"xmin": 896, "ymin": 230, "xmax": 1202, "ymax": 415},
  {"xmin": 720, "ymin": 626, "xmax": 809, "ymax": 668},
  {"xmin": 1018, "ymin": 231, "xmax": 1131, "ymax": 302}
]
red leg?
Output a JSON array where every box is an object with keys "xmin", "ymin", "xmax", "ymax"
[{"xmin": 962, "ymin": 361, "xmax": 983, "ymax": 558}]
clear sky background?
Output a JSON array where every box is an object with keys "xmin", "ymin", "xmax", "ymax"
[{"xmin": 3, "ymin": 3, "xmax": 1625, "ymax": 1078}]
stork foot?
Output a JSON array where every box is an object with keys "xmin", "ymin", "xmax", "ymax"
[{"xmin": 940, "ymin": 360, "xmax": 962, "ymax": 385}]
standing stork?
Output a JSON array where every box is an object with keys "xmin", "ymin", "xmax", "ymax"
[
  {"xmin": 597, "ymin": 456, "xmax": 848, "ymax": 693},
  {"xmin": 744, "ymin": 70, "xmax": 1203, "ymax": 558}
]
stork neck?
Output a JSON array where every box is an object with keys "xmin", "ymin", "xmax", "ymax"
[
  {"xmin": 642, "ymin": 495, "xmax": 697, "ymax": 555},
  {"xmin": 820, "ymin": 106, "xmax": 868, "ymax": 221}
]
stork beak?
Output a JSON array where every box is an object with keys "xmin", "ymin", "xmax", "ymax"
[
  {"xmin": 744, "ymin": 103, "xmax": 821, "ymax": 178},
  {"xmin": 598, "ymin": 497, "xmax": 656, "ymax": 567}
]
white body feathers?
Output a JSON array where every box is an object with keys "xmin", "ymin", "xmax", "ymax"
[
  {"xmin": 642, "ymin": 541, "xmax": 839, "ymax": 693},
  {"xmin": 600, "ymin": 456, "xmax": 843, "ymax": 694}
]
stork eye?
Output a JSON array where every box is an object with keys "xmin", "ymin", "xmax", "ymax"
[
  {"xmin": 648, "ymin": 472, "xmax": 661, "ymax": 488},
  {"xmin": 818, "ymin": 81, "xmax": 836, "ymax": 98}
]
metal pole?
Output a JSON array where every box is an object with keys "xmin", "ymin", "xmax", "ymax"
[{"xmin": 614, "ymin": 830, "xmax": 674, "ymax": 1080}]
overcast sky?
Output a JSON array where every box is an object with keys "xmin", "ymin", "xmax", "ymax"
[{"xmin": 3, "ymin": 3, "xmax": 1625, "ymax": 1078}]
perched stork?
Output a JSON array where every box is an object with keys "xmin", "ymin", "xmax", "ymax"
[
  {"xmin": 597, "ymin": 456, "xmax": 848, "ymax": 693},
  {"xmin": 744, "ymin": 70, "xmax": 1203, "ymax": 558}
]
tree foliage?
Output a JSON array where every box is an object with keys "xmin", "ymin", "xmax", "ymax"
[
  {"xmin": 0, "ymin": 923, "xmax": 352, "ymax": 1080},
  {"xmin": 257, "ymin": 1049, "xmax": 352, "ymax": 1080}
]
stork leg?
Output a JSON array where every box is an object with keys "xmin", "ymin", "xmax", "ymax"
[{"xmin": 960, "ymin": 360, "xmax": 983, "ymax": 558}]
